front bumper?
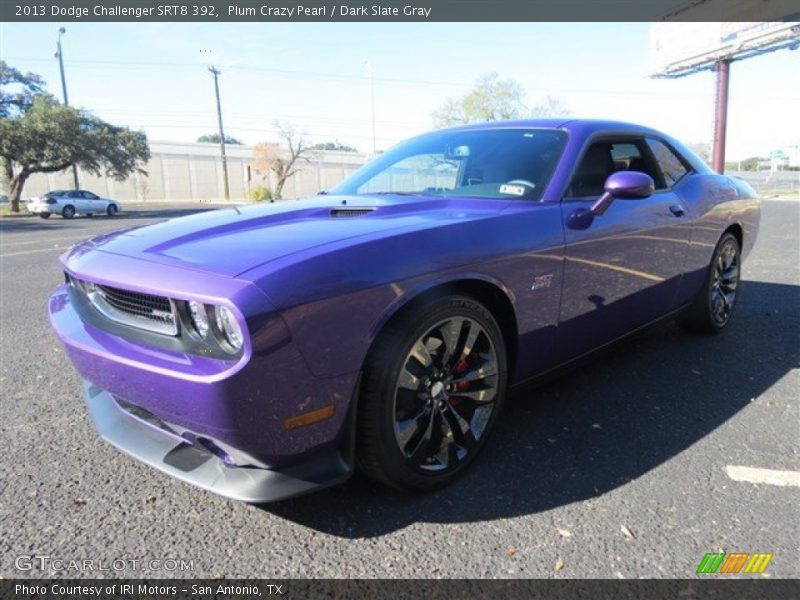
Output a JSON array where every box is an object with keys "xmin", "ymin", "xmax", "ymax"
[
  {"xmin": 49, "ymin": 246, "xmax": 362, "ymax": 500},
  {"xmin": 85, "ymin": 381, "xmax": 352, "ymax": 502}
]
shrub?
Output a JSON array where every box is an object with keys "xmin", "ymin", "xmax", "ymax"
[{"xmin": 248, "ymin": 184, "xmax": 273, "ymax": 202}]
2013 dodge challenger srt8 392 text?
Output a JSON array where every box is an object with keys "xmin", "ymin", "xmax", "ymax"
[{"xmin": 49, "ymin": 120, "xmax": 760, "ymax": 502}]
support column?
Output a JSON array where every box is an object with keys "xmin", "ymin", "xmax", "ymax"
[{"xmin": 712, "ymin": 59, "xmax": 731, "ymax": 174}]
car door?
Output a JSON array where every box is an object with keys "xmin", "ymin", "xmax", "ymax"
[
  {"xmin": 65, "ymin": 190, "xmax": 86, "ymax": 212},
  {"xmin": 556, "ymin": 136, "xmax": 691, "ymax": 361},
  {"xmin": 81, "ymin": 190, "xmax": 102, "ymax": 212}
]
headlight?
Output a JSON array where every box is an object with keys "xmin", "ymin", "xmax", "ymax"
[
  {"xmin": 216, "ymin": 306, "xmax": 243, "ymax": 352},
  {"xmin": 188, "ymin": 301, "xmax": 209, "ymax": 337}
]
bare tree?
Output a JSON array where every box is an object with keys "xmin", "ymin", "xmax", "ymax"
[
  {"xmin": 687, "ymin": 142, "xmax": 712, "ymax": 166},
  {"xmin": 252, "ymin": 122, "xmax": 313, "ymax": 200},
  {"xmin": 530, "ymin": 95, "xmax": 572, "ymax": 118}
]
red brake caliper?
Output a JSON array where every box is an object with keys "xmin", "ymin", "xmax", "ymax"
[{"xmin": 451, "ymin": 359, "xmax": 471, "ymax": 405}]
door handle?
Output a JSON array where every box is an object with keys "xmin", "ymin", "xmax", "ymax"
[{"xmin": 669, "ymin": 204, "xmax": 685, "ymax": 217}]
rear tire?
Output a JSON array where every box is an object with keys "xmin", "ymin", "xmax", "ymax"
[
  {"xmin": 679, "ymin": 232, "xmax": 741, "ymax": 334},
  {"xmin": 61, "ymin": 205, "xmax": 76, "ymax": 219},
  {"xmin": 107, "ymin": 204, "xmax": 118, "ymax": 216},
  {"xmin": 356, "ymin": 295, "xmax": 508, "ymax": 491}
]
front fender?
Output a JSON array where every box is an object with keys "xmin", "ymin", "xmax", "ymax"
[{"xmin": 367, "ymin": 270, "xmax": 517, "ymax": 340}]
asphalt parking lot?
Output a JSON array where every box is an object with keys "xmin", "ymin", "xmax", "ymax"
[{"xmin": 0, "ymin": 200, "xmax": 798, "ymax": 579}]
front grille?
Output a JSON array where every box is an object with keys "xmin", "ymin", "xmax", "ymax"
[
  {"xmin": 98, "ymin": 285, "xmax": 172, "ymax": 320},
  {"xmin": 71, "ymin": 276, "xmax": 179, "ymax": 336}
]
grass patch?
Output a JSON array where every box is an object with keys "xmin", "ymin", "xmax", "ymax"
[{"xmin": 0, "ymin": 204, "xmax": 35, "ymax": 218}]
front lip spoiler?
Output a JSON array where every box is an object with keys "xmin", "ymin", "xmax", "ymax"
[{"xmin": 84, "ymin": 381, "xmax": 353, "ymax": 503}]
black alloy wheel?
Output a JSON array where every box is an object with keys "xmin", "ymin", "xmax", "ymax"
[
  {"xmin": 680, "ymin": 232, "xmax": 741, "ymax": 333},
  {"xmin": 357, "ymin": 295, "xmax": 507, "ymax": 491}
]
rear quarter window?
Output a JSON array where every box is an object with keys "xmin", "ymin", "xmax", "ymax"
[{"xmin": 647, "ymin": 138, "xmax": 690, "ymax": 187}]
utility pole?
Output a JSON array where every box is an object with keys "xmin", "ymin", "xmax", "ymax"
[
  {"xmin": 208, "ymin": 65, "xmax": 230, "ymax": 201},
  {"xmin": 364, "ymin": 60, "xmax": 376, "ymax": 155},
  {"xmin": 711, "ymin": 59, "xmax": 731, "ymax": 174},
  {"xmin": 56, "ymin": 27, "xmax": 80, "ymax": 189}
]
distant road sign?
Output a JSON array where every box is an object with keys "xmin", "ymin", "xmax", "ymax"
[{"xmin": 650, "ymin": 21, "xmax": 800, "ymax": 78}]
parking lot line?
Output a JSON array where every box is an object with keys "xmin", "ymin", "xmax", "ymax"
[
  {"xmin": 0, "ymin": 247, "xmax": 66, "ymax": 258},
  {"xmin": 725, "ymin": 466, "xmax": 800, "ymax": 487},
  {"xmin": 0, "ymin": 235, "xmax": 92, "ymax": 248}
]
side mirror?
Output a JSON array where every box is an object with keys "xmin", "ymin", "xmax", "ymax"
[{"xmin": 590, "ymin": 171, "xmax": 655, "ymax": 216}]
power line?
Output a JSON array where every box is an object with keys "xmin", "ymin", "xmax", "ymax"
[
  {"xmin": 119, "ymin": 122, "xmax": 404, "ymax": 143},
  {"xmin": 8, "ymin": 55, "xmax": 772, "ymax": 98},
  {"xmin": 92, "ymin": 108, "xmax": 431, "ymax": 127}
]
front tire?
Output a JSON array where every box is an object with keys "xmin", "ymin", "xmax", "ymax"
[
  {"xmin": 357, "ymin": 295, "xmax": 508, "ymax": 491},
  {"xmin": 107, "ymin": 204, "xmax": 118, "ymax": 216},
  {"xmin": 39, "ymin": 213, "xmax": 51, "ymax": 219},
  {"xmin": 680, "ymin": 232, "xmax": 741, "ymax": 333},
  {"xmin": 61, "ymin": 205, "xmax": 76, "ymax": 219}
]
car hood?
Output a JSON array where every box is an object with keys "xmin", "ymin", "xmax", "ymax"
[{"xmin": 69, "ymin": 194, "xmax": 511, "ymax": 277}]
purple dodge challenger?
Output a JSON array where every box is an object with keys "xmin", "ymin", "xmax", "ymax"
[{"xmin": 50, "ymin": 120, "xmax": 760, "ymax": 502}]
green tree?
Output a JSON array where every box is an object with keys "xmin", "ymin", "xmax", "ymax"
[
  {"xmin": 432, "ymin": 72, "xmax": 571, "ymax": 128},
  {"xmin": 311, "ymin": 141, "xmax": 358, "ymax": 153},
  {"xmin": 0, "ymin": 60, "xmax": 45, "ymax": 118},
  {"xmin": 737, "ymin": 157, "xmax": 764, "ymax": 171},
  {"xmin": 433, "ymin": 72, "xmax": 527, "ymax": 127},
  {"xmin": 197, "ymin": 133, "xmax": 243, "ymax": 145},
  {"xmin": 0, "ymin": 60, "xmax": 47, "ymax": 188},
  {"xmin": 0, "ymin": 95, "xmax": 150, "ymax": 212}
]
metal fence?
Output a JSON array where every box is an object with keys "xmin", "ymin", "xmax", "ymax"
[
  {"xmin": 727, "ymin": 170, "xmax": 800, "ymax": 195},
  {"xmin": 16, "ymin": 141, "xmax": 370, "ymax": 203},
  {"xmin": 9, "ymin": 144, "xmax": 800, "ymax": 203}
]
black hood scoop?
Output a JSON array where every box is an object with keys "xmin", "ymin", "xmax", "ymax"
[{"xmin": 329, "ymin": 207, "xmax": 376, "ymax": 218}]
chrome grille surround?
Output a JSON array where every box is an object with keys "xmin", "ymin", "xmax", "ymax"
[{"xmin": 71, "ymin": 276, "xmax": 179, "ymax": 336}]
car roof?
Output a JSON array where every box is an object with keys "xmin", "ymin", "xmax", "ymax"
[
  {"xmin": 48, "ymin": 189, "xmax": 98, "ymax": 195},
  {"xmin": 435, "ymin": 118, "xmax": 664, "ymax": 137}
]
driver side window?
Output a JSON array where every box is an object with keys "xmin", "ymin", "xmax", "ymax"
[{"xmin": 568, "ymin": 139, "xmax": 666, "ymax": 198}]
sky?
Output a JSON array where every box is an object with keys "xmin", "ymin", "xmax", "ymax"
[{"xmin": 1, "ymin": 21, "xmax": 798, "ymax": 160}]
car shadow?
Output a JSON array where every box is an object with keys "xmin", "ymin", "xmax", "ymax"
[{"xmin": 263, "ymin": 280, "xmax": 799, "ymax": 537}]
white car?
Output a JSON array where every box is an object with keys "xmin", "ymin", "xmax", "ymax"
[{"xmin": 27, "ymin": 190, "xmax": 122, "ymax": 219}]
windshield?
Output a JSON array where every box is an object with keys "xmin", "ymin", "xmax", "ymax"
[{"xmin": 332, "ymin": 128, "xmax": 567, "ymax": 201}]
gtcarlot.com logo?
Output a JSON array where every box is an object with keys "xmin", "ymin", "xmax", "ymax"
[
  {"xmin": 696, "ymin": 551, "xmax": 773, "ymax": 574},
  {"xmin": 15, "ymin": 554, "xmax": 195, "ymax": 573}
]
